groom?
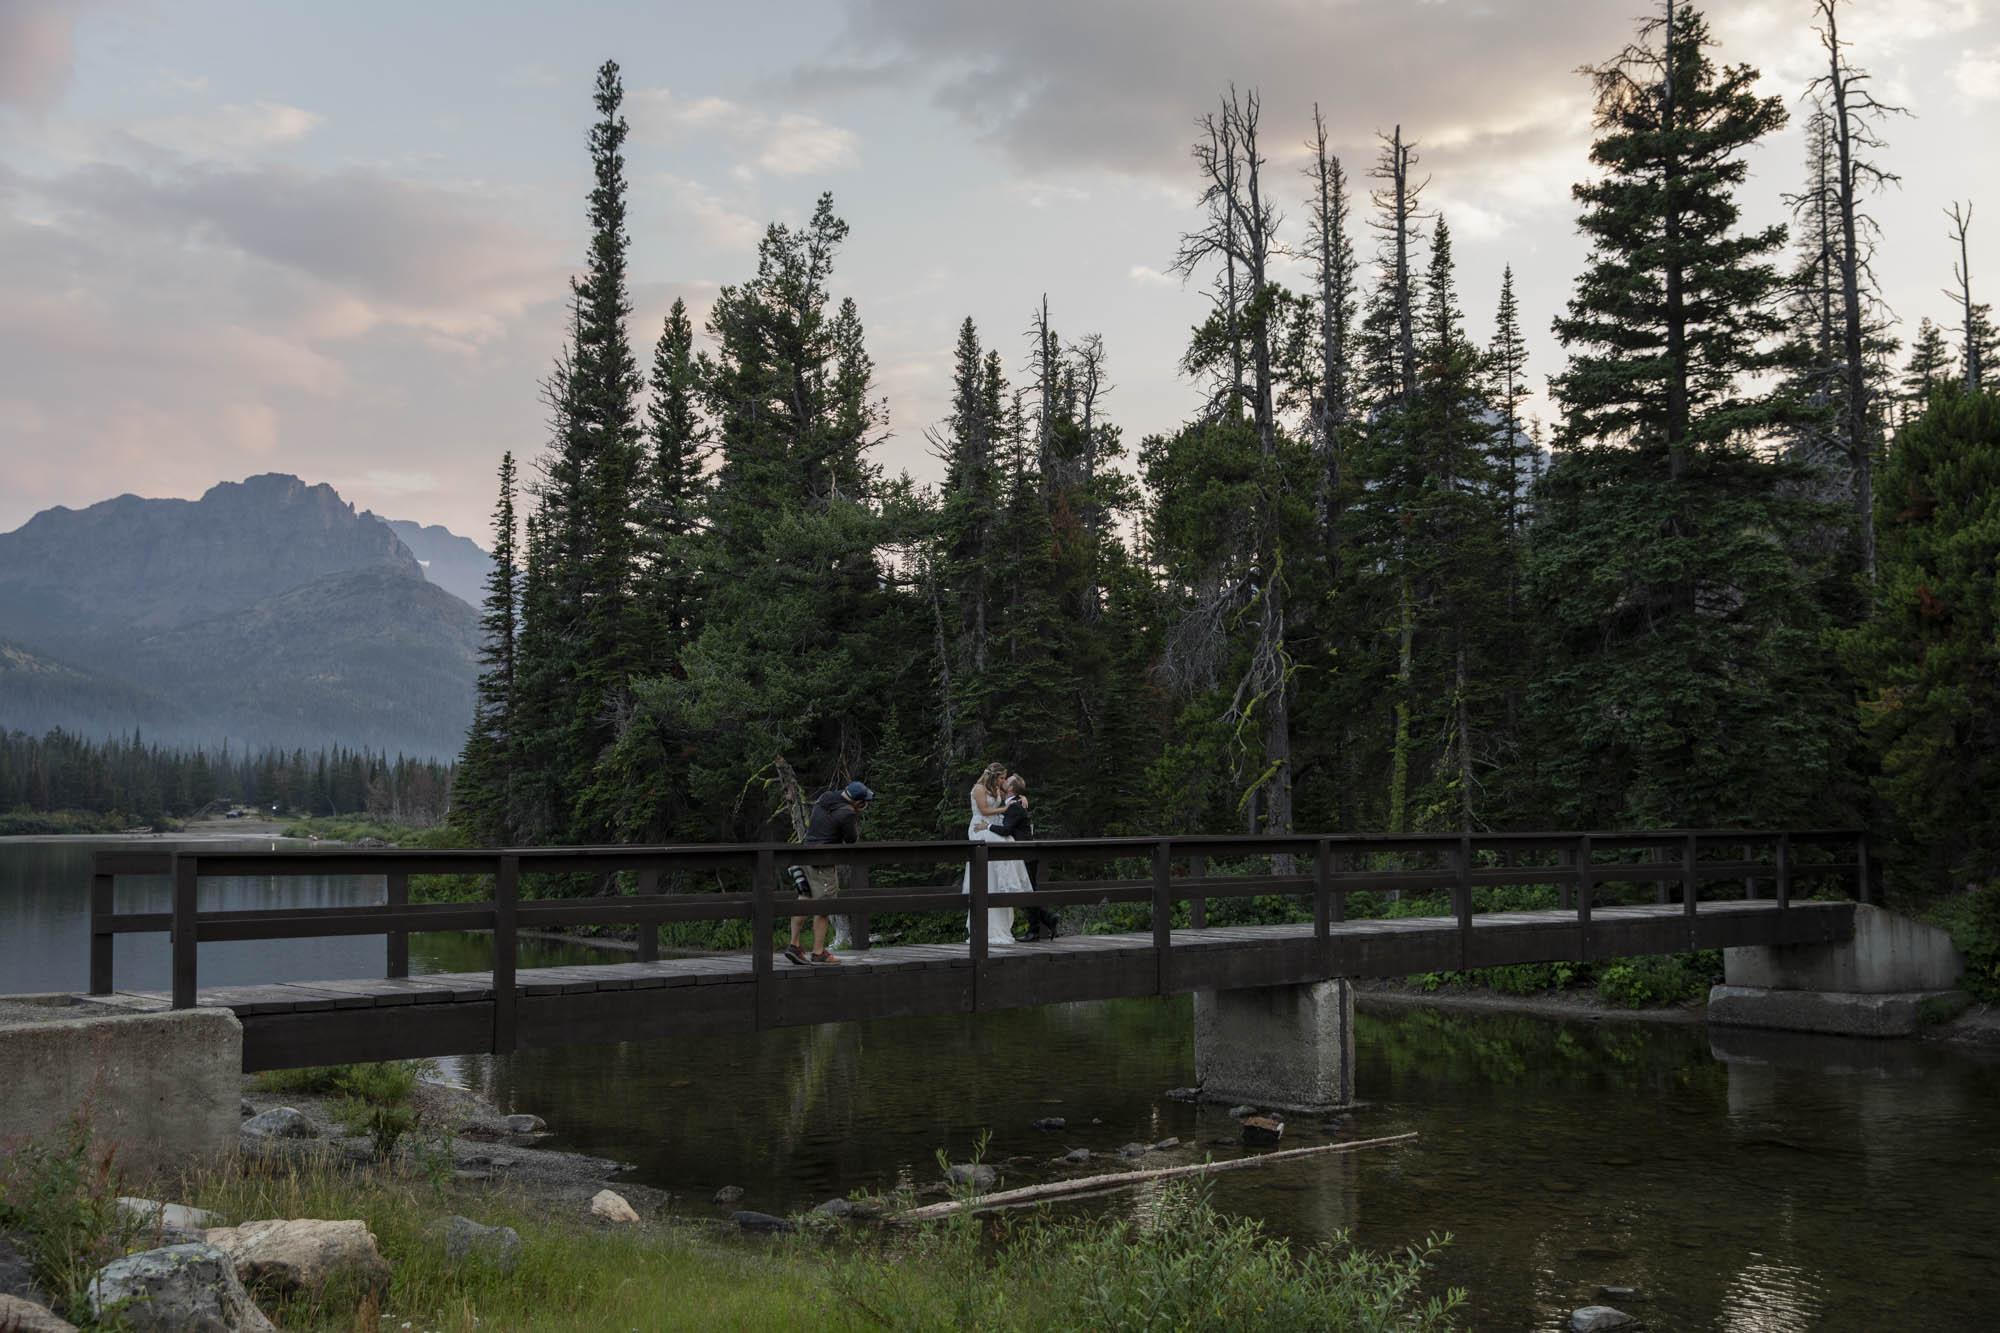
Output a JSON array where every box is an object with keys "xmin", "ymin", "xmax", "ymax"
[{"xmin": 994, "ymin": 774, "xmax": 1058, "ymax": 942}]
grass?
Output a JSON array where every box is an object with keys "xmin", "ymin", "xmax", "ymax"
[{"xmin": 3, "ymin": 1120, "xmax": 1465, "ymax": 1332}]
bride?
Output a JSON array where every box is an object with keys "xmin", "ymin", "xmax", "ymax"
[{"xmin": 962, "ymin": 762, "xmax": 1031, "ymax": 944}]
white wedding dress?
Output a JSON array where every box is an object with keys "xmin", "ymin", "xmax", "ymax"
[{"xmin": 962, "ymin": 788, "xmax": 1031, "ymax": 945}]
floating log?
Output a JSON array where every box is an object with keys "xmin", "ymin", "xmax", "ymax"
[{"xmin": 895, "ymin": 1131, "xmax": 1420, "ymax": 1222}]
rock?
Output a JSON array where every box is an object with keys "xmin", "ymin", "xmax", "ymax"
[
  {"xmin": 1571, "ymin": 1307, "xmax": 1637, "ymax": 1332},
  {"xmin": 946, "ymin": 1164, "xmax": 997, "ymax": 1191},
  {"xmin": 426, "ymin": 1216, "xmax": 522, "ymax": 1273},
  {"xmin": 712, "ymin": 1185, "xmax": 745, "ymax": 1205},
  {"xmin": 240, "ymin": 1100, "xmax": 255, "ymax": 1118},
  {"xmin": 1032, "ymin": 1116, "xmax": 1066, "ymax": 1132},
  {"xmin": 812, "ymin": 1198, "xmax": 854, "ymax": 1219},
  {"xmin": 201, "ymin": 1219, "xmax": 391, "ymax": 1299},
  {"xmin": 1241, "ymin": 1116, "xmax": 1284, "ymax": 1146},
  {"xmin": 239, "ymin": 1107, "xmax": 317, "ymax": 1141},
  {"xmin": 1164, "ymin": 1086, "xmax": 1201, "ymax": 1102},
  {"xmin": 88, "ymin": 1243, "xmax": 276, "ymax": 1333},
  {"xmin": 1153, "ymin": 1137, "xmax": 1180, "ymax": 1151},
  {"xmin": 502, "ymin": 1113, "xmax": 546, "ymax": 1134},
  {"xmin": 1119, "ymin": 1142, "xmax": 1149, "ymax": 1158},
  {"xmin": 1596, "ymin": 1287, "xmax": 1637, "ymax": 1301},
  {"xmin": 0, "ymin": 1293, "xmax": 76, "ymax": 1332},
  {"xmin": 452, "ymin": 1170, "xmax": 492, "ymax": 1184},
  {"xmin": 731, "ymin": 1210, "xmax": 795, "ymax": 1234},
  {"xmin": 118, "ymin": 1198, "xmax": 222, "ymax": 1234},
  {"xmin": 1061, "ymin": 1148, "xmax": 1092, "ymax": 1165},
  {"xmin": 846, "ymin": 1197, "xmax": 889, "ymax": 1220},
  {"xmin": 590, "ymin": 1189, "xmax": 640, "ymax": 1223}
]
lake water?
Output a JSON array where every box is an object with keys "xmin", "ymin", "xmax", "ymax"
[{"xmin": 5, "ymin": 838, "xmax": 1996, "ymax": 1330}]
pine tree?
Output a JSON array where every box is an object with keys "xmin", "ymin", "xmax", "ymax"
[
  {"xmin": 1528, "ymin": 1, "xmax": 1852, "ymax": 828},
  {"xmin": 1945, "ymin": 203, "xmax": 1996, "ymax": 391},
  {"xmin": 637, "ymin": 298, "xmax": 710, "ymax": 663},
  {"xmin": 452, "ymin": 452, "xmax": 519, "ymax": 843},
  {"xmin": 1843, "ymin": 385, "xmax": 2000, "ymax": 892},
  {"xmin": 1901, "ymin": 318, "xmax": 1951, "ymax": 409}
]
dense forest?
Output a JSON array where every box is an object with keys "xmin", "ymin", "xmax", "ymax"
[
  {"xmin": 0, "ymin": 729, "xmax": 454, "ymax": 827},
  {"xmin": 450, "ymin": 1, "xmax": 1997, "ymax": 922}
]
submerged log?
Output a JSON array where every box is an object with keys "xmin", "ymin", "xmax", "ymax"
[{"xmin": 895, "ymin": 1131, "xmax": 1419, "ymax": 1221}]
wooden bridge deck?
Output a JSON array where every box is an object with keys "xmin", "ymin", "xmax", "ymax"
[{"xmin": 75, "ymin": 899, "xmax": 1852, "ymax": 1071}]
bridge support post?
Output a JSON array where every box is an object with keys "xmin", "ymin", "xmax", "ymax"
[{"xmin": 1193, "ymin": 979, "xmax": 1355, "ymax": 1114}]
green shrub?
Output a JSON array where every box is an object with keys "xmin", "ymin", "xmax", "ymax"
[
  {"xmin": 1930, "ymin": 881, "xmax": 2000, "ymax": 1003},
  {"xmin": 1593, "ymin": 951, "xmax": 1720, "ymax": 1008},
  {"xmin": 829, "ymin": 1178, "xmax": 1464, "ymax": 1332},
  {"xmin": 251, "ymin": 1061, "xmax": 425, "ymax": 1159},
  {"xmin": 0, "ymin": 1115, "xmax": 133, "ymax": 1319}
]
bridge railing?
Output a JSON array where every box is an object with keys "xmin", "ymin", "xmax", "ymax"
[{"xmin": 88, "ymin": 829, "xmax": 1866, "ymax": 1033}]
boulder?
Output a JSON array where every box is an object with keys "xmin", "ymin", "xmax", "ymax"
[
  {"xmin": 811, "ymin": 1198, "xmax": 854, "ymax": 1219},
  {"xmin": 239, "ymin": 1107, "xmax": 317, "ymax": 1141},
  {"xmin": 1061, "ymin": 1148, "xmax": 1092, "ymax": 1165},
  {"xmin": 1227, "ymin": 1104, "xmax": 1257, "ymax": 1119},
  {"xmin": 426, "ymin": 1217, "xmax": 522, "ymax": 1273},
  {"xmin": 712, "ymin": 1186, "xmax": 744, "ymax": 1205},
  {"xmin": 1241, "ymin": 1116, "xmax": 1284, "ymax": 1146},
  {"xmin": 502, "ymin": 1113, "xmax": 546, "ymax": 1134},
  {"xmin": 88, "ymin": 1243, "xmax": 275, "ymax": 1333},
  {"xmin": 1032, "ymin": 1116, "xmax": 1066, "ymax": 1132},
  {"xmin": 1119, "ymin": 1142, "xmax": 1149, "ymax": 1159},
  {"xmin": 945, "ymin": 1164, "xmax": 997, "ymax": 1191},
  {"xmin": 1152, "ymin": 1137, "xmax": 1180, "ymax": 1151},
  {"xmin": 730, "ymin": 1211, "xmax": 795, "ymax": 1234},
  {"xmin": 1571, "ymin": 1307, "xmax": 1637, "ymax": 1332},
  {"xmin": 201, "ymin": 1219, "xmax": 391, "ymax": 1299},
  {"xmin": 0, "ymin": 1292, "xmax": 77, "ymax": 1333},
  {"xmin": 590, "ymin": 1190, "xmax": 640, "ymax": 1223}
]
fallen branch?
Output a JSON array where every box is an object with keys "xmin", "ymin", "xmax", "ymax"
[{"xmin": 895, "ymin": 1131, "xmax": 1420, "ymax": 1222}]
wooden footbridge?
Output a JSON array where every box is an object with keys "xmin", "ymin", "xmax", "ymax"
[{"xmin": 79, "ymin": 831, "xmax": 1865, "ymax": 1072}]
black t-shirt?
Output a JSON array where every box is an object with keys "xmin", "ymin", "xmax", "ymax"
[{"xmin": 804, "ymin": 790, "xmax": 860, "ymax": 846}]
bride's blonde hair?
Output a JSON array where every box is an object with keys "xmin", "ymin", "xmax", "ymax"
[{"xmin": 977, "ymin": 761, "xmax": 1007, "ymax": 796}]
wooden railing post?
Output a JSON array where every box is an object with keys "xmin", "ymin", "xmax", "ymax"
[
  {"xmin": 1574, "ymin": 834, "xmax": 1593, "ymax": 954},
  {"xmin": 89, "ymin": 865, "xmax": 115, "ymax": 996},
  {"xmin": 493, "ymin": 855, "xmax": 519, "ymax": 1053},
  {"xmin": 636, "ymin": 868, "xmax": 660, "ymax": 963},
  {"xmin": 1313, "ymin": 839, "xmax": 1333, "ymax": 976},
  {"xmin": 969, "ymin": 844, "xmax": 989, "ymax": 1012},
  {"xmin": 753, "ymin": 849, "xmax": 775, "ymax": 1029},
  {"xmin": 1152, "ymin": 841, "xmax": 1173, "ymax": 996},
  {"xmin": 1743, "ymin": 842, "xmax": 1759, "ymax": 900},
  {"xmin": 1775, "ymin": 833, "xmax": 1791, "ymax": 910},
  {"xmin": 1682, "ymin": 832, "xmax": 1699, "ymax": 949},
  {"xmin": 1455, "ymin": 834, "xmax": 1474, "ymax": 971},
  {"xmin": 385, "ymin": 871, "xmax": 409, "ymax": 979},
  {"xmin": 171, "ymin": 853, "xmax": 198, "ymax": 1010},
  {"xmin": 848, "ymin": 863, "xmax": 871, "ymax": 952},
  {"xmin": 1188, "ymin": 854, "xmax": 1206, "ymax": 930}
]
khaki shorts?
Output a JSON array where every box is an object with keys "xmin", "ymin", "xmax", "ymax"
[{"xmin": 789, "ymin": 864, "xmax": 838, "ymax": 900}]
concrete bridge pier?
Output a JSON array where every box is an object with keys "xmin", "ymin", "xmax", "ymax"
[
  {"xmin": 1193, "ymin": 979, "xmax": 1355, "ymax": 1114},
  {"xmin": 1708, "ymin": 903, "xmax": 1966, "ymax": 1038}
]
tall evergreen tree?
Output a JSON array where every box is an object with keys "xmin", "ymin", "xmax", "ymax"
[
  {"xmin": 637, "ymin": 297, "xmax": 710, "ymax": 664},
  {"xmin": 453, "ymin": 452, "xmax": 519, "ymax": 843},
  {"xmin": 1528, "ymin": 1, "xmax": 1851, "ymax": 828}
]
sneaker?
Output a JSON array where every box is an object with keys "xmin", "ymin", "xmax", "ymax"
[
  {"xmin": 809, "ymin": 949, "xmax": 840, "ymax": 964},
  {"xmin": 782, "ymin": 943, "xmax": 809, "ymax": 966}
]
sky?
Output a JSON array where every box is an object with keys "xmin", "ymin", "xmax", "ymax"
[{"xmin": 1, "ymin": 0, "xmax": 1995, "ymax": 548}]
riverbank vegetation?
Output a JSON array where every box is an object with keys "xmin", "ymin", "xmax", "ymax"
[
  {"xmin": 1, "ymin": 1116, "xmax": 1463, "ymax": 1332},
  {"xmin": 443, "ymin": 10, "xmax": 1999, "ymax": 993}
]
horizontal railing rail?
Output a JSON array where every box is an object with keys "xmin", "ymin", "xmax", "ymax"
[{"xmin": 87, "ymin": 828, "xmax": 1868, "ymax": 1047}]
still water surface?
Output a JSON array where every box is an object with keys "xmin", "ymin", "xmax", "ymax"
[{"xmin": 5, "ymin": 839, "xmax": 1996, "ymax": 1330}]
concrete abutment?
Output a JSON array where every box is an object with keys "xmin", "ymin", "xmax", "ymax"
[
  {"xmin": 1193, "ymin": 978, "xmax": 1355, "ymax": 1114},
  {"xmin": 1709, "ymin": 903, "xmax": 1966, "ymax": 1038}
]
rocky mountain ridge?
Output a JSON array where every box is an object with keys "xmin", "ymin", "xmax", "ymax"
[{"xmin": 0, "ymin": 475, "xmax": 485, "ymax": 758}]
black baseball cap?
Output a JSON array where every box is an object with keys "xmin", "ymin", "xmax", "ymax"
[{"xmin": 844, "ymin": 781, "xmax": 875, "ymax": 802}]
